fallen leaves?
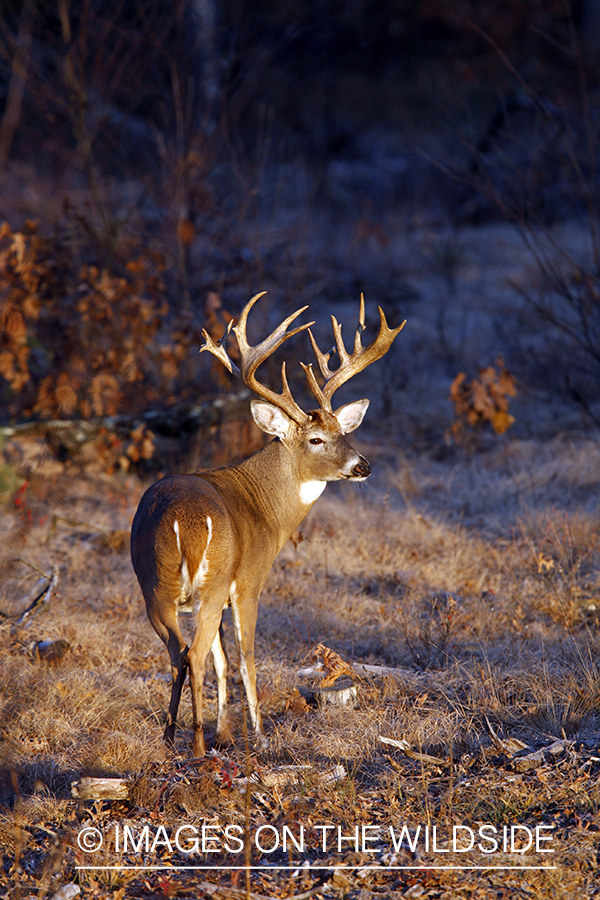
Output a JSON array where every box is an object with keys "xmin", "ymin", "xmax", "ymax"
[{"xmin": 312, "ymin": 643, "xmax": 358, "ymax": 687}]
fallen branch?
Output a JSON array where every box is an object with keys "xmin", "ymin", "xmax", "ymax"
[
  {"xmin": 484, "ymin": 716, "xmax": 530, "ymax": 755},
  {"xmin": 379, "ymin": 735, "xmax": 446, "ymax": 767},
  {"xmin": 235, "ymin": 763, "xmax": 346, "ymax": 793},
  {"xmin": 16, "ymin": 565, "xmax": 59, "ymax": 625},
  {"xmin": 352, "ymin": 661, "xmax": 428, "ymax": 682}
]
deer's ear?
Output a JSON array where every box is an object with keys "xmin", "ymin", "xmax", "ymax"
[
  {"xmin": 333, "ymin": 398, "xmax": 369, "ymax": 434},
  {"xmin": 251, "ymin": 399, "xmax": 294, "ymax": 439}
]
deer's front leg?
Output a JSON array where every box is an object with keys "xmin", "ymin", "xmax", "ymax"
[
  {"xmin": 230, "ymin": 589, "xmax": 267, "ymax": 751},
  {"xmin": 211, "ymin": 626, "xmax": 233, "ymax": 745}
]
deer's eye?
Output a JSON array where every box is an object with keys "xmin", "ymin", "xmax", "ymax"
[{"xmin": 309, "ymin": 437, "xmax": 324, "ymax": 445}]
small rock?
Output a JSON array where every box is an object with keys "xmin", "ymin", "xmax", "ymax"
[{"xmin": 50, "ymin": 885, "xmax": 81, "ymax": 900}]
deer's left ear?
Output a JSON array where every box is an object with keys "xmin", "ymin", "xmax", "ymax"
[{"xmin": 333, "ymin": 398, "xmax": 369, "ymax": 434}]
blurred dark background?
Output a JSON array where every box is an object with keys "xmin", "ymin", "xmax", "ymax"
[
  {"xmin": 1, "ymin": 1, "xmax": 596, "ymax": 211},
  {"xmin": 1, "ymin": 1, "xmax": 599, "ymax": 456}
]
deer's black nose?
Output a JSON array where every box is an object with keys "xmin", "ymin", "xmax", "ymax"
[{"xmin": 352, "ymin": 458, "xmax": 371, "ymax": 479}]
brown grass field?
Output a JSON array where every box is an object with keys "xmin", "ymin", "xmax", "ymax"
[{"xmin": 1, "ymin": 423, "xmax": 600, "ymax": 900}]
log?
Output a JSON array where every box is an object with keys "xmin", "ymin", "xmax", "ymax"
[
  {"xmin": 0, "ymin": 390, "xmax": 259, "ymax": 473},
  {"xmin": 71, "ymin": 776, "xmax": 130, "ymax": 800},
  {"xmin": 0, "ymin": 391, "xmax": 252, "ymax": 451}
]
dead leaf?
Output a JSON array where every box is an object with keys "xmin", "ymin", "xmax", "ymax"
[{"xmin": 313, "ymin": 644, "xmax": 356, "ymax": 687}]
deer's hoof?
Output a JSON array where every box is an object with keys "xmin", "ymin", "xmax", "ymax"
[
  {"xmin": 193, "ymin": 729, "xmax": 206, "ymax": 759},
  {"xmin": 215, "ymin": 723, "xmax": 234, "ymax": 747}
]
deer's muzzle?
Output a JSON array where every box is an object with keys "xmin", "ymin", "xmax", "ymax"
[{"xmin": 352, "ymin": 457, "xmax": 371, "ymax": 479}]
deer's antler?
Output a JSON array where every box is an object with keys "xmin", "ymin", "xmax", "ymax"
[
  {"xmin": 201, "ymin": 292, "xmax": 314, "ymax": 425},
  {"xmin": 202, "ymin": 292, "xmax": 405, "ymax": 422},
  {"xmin": 301, "ymin": 293, "xmax": 405, "ymax": 412}
]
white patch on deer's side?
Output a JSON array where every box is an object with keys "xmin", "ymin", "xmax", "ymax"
[
  {"xmin": 179, "ymin": 515, "xmax": 213, "ymax": 612},
  {"xmin": 173, "ymin": 519, "xmax": 181, "ymax": 553},
  {"xmin": 300, "ymin": 480, "xmax": 326, "ymax": 505},
  {"xmin": 196, "ymin": 514, "xmax": 212, "ymax": 579}
]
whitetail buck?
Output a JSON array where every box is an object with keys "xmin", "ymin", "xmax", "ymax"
[{"xmin": 131, "ymin": 292, "xmax": 404, "ymax": 756}]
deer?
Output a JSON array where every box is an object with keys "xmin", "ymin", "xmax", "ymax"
[{"xmin": 130, "ymin": 292, "xmax": 404, "ymax": 757}]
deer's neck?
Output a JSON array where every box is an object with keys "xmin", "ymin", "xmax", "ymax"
[
  {"xmin": 201, "ymin": 440, "xmax": 322, "ymax": 550},
  {"xmin": 237, "ymin": 439, "xmax": 323, "ymax": 535}
]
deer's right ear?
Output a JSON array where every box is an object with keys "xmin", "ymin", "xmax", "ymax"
[{"xmin": 250, "ymin": 399, "xmax": 294, "ymax": 439}]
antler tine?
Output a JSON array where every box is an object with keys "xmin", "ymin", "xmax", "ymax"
[
  {"xmin": 324, "ymin": 304, "xmax": 406, "ymax": 401},
  {"xmin": 303, "ymin": 314, "xmax": 350, "ymax": 411},
  {"xmin": 299, "ymin": 360, "xmax": 328, "ymax": 410},
  {"xmin": 354, "ymin": 291, "xmax": 366, "ymax": 352},
  {"xmin": 200, "ymin": 318, "xmax": 241, "ymax": 378},
  {"xmin": 233, "ymin": 292, "xmax": 313, "ymax": 359},
  {"xmin": 307, "ymin": 329, "xmax": 335, "ymax": 380},
  {"xmin": 330, "ymin": 315, "xmax": 350, "ymax": 366},
  {"xmin": 306, "ymin": 293, "xmax": 368, "ymax": 384},
  {"xmin": 303, "ymin": 295, "xmax": 405, "ymax": 410},
  {"xmin": 201, "ymin": 292, "xmax": 314, "ymax": 425}
]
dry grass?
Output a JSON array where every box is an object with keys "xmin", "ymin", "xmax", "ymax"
[{"xmin": 1, "ymin": 436, "xmax": 600, "ymax": 898}]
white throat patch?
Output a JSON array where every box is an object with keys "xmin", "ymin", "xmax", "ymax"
[{"xmin": 300, "ymin": 480, "xmax": 327, "ymax": 505}]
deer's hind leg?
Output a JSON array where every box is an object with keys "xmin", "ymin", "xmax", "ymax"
[
  {"xmin": 144, "ymin": 589, "xmax": 190, "ymax": 747},
  {"xmin": 165, "ymin": 641, "xmax": 189, "ymax": 746},
  {"xmin": 187, "ymin": 574, "xmax": 233, "ymax": 757}
]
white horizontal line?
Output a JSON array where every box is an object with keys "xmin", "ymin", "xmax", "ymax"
[{"xmin": 76, "ymin": 864, "xmax": 557, "ymax": 872}]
